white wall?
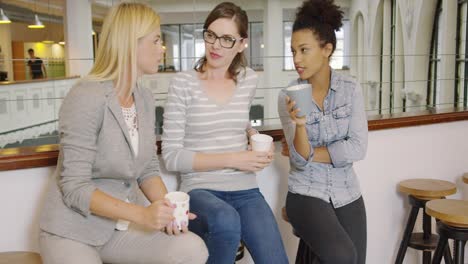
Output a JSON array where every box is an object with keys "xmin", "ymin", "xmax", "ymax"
[
  {"xmin": 359, "ymin": 121, "xmax": 468, "ymax": 263},
  {"xmin": 1, "ymin": 120, "xmax": 468, "ymax": 263},
  {"xmin": 0, "ymin": 166, "xmax": 53, "ymax": 252}
]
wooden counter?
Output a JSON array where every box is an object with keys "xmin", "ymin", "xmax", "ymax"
[
  {"xmin": 1, "ymin": 108, "xmax": 468, "ymax": 171},
  {"xmin": 0, "ymin": 76, "xmax": 80, "ymax": 86}
]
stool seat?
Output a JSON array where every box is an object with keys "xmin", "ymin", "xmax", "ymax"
[
  {"xmin": 398, "ymin": 179, "xmax": 456, "ymax": 199},
  {"xmin": 0, "ymin": 251, "xmax": 42, "ymax": 264},
  {"xmin": 463, "ymin": 173, "xmax": 468, "ymax": 184},
  {"xmin": 426, "ymin": 199, "xmax": 468, "ymax": 228}
]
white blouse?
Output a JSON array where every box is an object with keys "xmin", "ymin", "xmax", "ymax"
[{"xmin": 121, "ymin": 104, "xmax": 139, "ymax": 156}]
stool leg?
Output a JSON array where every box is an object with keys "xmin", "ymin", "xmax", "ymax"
[
  {"xmin": 423, "ymin": 251, "xmax": 431, "ymax": 264},
  {"xmin": 453, "ymin": 240, "xmax": 466, "ymax": 264},
  {"xmin": 395, "ymin": 206, "xmax": 419, "ymax": 264},
  {"xmin": 443, "ymin": 244, "xmax": 453, "ymax": 264},
  {"xmin": 422, "ymin": 209, "xmax": 432, "ymax": 264},
  {"xmin": 432, "ymin": 235, "xmax": 448, "ymax": 264}
]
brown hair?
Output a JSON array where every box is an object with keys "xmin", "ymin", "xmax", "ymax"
[{"xmin": 194, "ymin": 2, "xmax": 248, "ymax": 82}]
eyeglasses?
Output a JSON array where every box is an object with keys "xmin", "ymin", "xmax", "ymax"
[{"xmin": 203, "ymin": 29, "xmax": 244, "ymax": 49}]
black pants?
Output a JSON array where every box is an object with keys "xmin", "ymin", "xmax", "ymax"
[
  {"xmin": 32, "ymin": 72, "xmax": 44, "ymax": 79},
  {"xmin": 286, "ymin": 192, "xmax": 367, "ymax": 264}
]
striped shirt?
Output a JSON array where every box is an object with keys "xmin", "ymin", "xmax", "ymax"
[{"xmin": 162, "ymin": 68, "xmax": 258, "ymax": 192}]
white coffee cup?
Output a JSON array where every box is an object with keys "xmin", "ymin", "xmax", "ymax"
[
  {"xmin": 251, "ymin": 134, "xmax": 273, "ymax": 152},
  {"xmin": 164, "ymin": 191, "xmax": 190, "ymax": 230}
]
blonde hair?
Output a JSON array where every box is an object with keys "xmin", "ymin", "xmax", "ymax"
[{"xmin": 87, "ymin": 2, "xmax": 160, "ymax": 100}]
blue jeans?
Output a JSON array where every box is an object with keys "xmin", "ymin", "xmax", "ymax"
[{"xmin": 188, "ymin": 188, "xmax": 288, "ymax": 264}]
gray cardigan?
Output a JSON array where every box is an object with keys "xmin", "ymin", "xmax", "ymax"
[{"xmin": 40, "ymin": 80, "xmax": 160, "ymax": 246}]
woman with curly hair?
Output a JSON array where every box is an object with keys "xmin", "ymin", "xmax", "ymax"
[{"xmin": 278, "ymin": 0, "xmax": 368, "ymax": 263}]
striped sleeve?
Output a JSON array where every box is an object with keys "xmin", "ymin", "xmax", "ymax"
[
  {"xmin": 161, "ymin": 74, "xmax": 195, "ymax": 173},
  {"xmin": 243, "ymin": 68, "xmax": 258, "ymax": 130}
]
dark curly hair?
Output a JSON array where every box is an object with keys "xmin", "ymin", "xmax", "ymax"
[{"xmin": 293, "ymin": 0, "xmax": 344, "ymax": 56}]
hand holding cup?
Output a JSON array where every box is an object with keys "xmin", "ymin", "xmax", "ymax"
[
  {"xmin": 285, "ymin": 83, "xmax": 313, "ymax": 124},
  {"xmin": 164, "ymin": 191, "xmax": 195, "ymax": 235}
]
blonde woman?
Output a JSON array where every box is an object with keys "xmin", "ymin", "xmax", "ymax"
[{"xmin": 38, "ymin": 3, "xmax": 208, "ymax": 264}]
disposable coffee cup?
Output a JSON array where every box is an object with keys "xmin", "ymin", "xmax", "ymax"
[
  {"xmin": 164, "ymin": 191, "xmax": 190, "ymax": 230},
  {"xmin": 285, "ymin": 83, "xmax": 313, "ymax": 117},
  {"xmin": 251, "ymin": 134, "xmax": 273, "ymax": 152}
]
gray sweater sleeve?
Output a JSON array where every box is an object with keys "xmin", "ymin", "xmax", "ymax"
[
  {"xmin": 161, "ymin": 74, "xmax": 196, "ymax": 173},
  {"xmin": 138, "ymin": 87, "xmax": 161, "ymax": 186}
]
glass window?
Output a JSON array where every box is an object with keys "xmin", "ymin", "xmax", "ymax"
[
  {"xmin": 428, "ymin": 6, "xmax": 443, "ymax": 107},
  {"xmin": 247, "ymin": 22, "xmax": 264, "ymax": 71},
  {"xmin": 330, "ymin": 29, "xmax": 344, "ymax": 69},
  {"xmin": 180, "ymin": 24, "xmax": 204, "ymax": 71},
  {"xmin": 160, "ymin": 22, "xmax": 263, "ymax": 72},
  {"xmin": 283, "ymin": 21, "xmax": 294, "ymax": 70},
  {"xmin": 161, "ymin": 25, "xmax": 180, "ymax": 72},
  {"xmin": 457, "ymin": 2, "xmax": 467, "ymax": 107}
]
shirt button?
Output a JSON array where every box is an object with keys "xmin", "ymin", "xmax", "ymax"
[{"xmin": 123, "ymin": 181, "xmax": 131, "ymax": 188}]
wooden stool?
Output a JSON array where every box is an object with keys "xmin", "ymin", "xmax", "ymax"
[
  {"xmin": 463, "ymin": 173, "xmax": 468, "ymax": 184},
  {"xmin": 395, "ymin": 179, "xmax": 457, "ymax": 264},
  {"xmin": 0, "ymin": 251, "xmax": 42, "ymax": 264},
  {"xmin": 235, "ymin": 241, "xmax": 245, "ymax": 263},
  {"xmin": 426, "ymin": 199, "xmax": 468, "ymax": 264}
]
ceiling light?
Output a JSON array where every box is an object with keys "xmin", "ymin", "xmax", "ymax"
[
  {"xmin": 0, "ymin": 9, "xmax": 11, "ymax": 24},
  {"xmin": 28, "ymin": 14, "xmax": 45, "ymax": 29}
]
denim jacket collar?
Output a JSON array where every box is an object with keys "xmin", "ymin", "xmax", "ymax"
[{"xmin": 296, "ymin": 67, "xmax": 340, "ymax": 92}]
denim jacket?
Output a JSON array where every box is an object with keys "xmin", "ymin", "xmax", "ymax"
[{"xmin": 278, "ymin": 69, "xmax": 368, "ymax": 208}]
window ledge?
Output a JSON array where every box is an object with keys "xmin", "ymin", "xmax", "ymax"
[{"xmin": 1, "ymin": 108, "xmax": 467, "ymax": 171}]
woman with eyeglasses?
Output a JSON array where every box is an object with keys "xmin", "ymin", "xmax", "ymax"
[{"xmin": 162, "ymin": 2, "xmax": 288, "ymax": 264}]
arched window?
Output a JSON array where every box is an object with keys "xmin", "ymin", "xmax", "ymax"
[
  {"xmin": 427, "ymin": 0, "xmax": 443, "ymax": 107},
  {"xmin": 456, "ymin": 0, "xmax": 467, "ymax": 107}
]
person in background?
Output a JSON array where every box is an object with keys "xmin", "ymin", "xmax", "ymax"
[
  {"xmin": 278, "ymin": 0, "xmax": 368, "ymax": 263},
  {"xmin": 38, "ymin": 3, "xmax": 208, "ymax": 264},
  {"xmin": 162, "ymin": 2, "xmax": 288, "ymax": 263},
  {"xmin": 0, "ymin": 45, "xmax": 7, "ymax": 81},
  {"xmin": 27, "ymin": 48, "xmax": 47, "ymax": 79}
]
